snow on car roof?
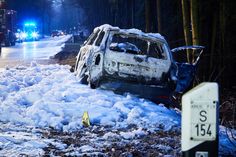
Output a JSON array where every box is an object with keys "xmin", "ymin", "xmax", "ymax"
[
  {"xmin": 94, "ymin": 24, "xmax": 166, "ymax": 41},
  {"xmin": 94, "ymin": 24, "xmax": 119, "ymax": 32}
]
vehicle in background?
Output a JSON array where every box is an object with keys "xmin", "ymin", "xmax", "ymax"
[
  {"xmin": 15, "ymin": 29, "xmax": 24, "ymax": 43},
  {"xmin": 74, "ymin": 24, "xmax": 203, "ymax": 106},
  {"xmin": 18, "ymin": 22, "xmax": 40, "ymax": 41},
  {"xmin": 0, "ymin": 9, "xmax": 17, "ymax": 46},
  {"xmin": 51, "ymin": 30, "xmax": 64, "ymax": 37}
]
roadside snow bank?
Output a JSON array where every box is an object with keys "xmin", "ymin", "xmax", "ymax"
[{"xmin": 0, "ymin": 62, "xmax": 180, "ymax": 132}]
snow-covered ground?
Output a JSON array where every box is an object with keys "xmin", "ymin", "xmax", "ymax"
[{"xmin": 0, "ymin": 63, "xmax": 235, "ymax": 156}]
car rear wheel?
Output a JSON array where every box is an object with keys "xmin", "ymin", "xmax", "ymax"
[
  {"xmin": 167, "ymin": 79, "xmax": 177, "ymax": 91},
  {"xmin": 161, "ymin": 72, "xmax": 177, "ymax": 91}
]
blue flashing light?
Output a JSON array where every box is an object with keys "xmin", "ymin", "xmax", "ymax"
[{"xmin": 24, "ymin": 22, "xmax": 36, "ymax": 27}]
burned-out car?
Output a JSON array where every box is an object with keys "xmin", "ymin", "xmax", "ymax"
[{"xmin": 75, "ymin": 24, "xmax": 203, "ymax": 105}]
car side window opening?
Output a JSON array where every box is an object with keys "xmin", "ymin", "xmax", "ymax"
[
  {"xmin": 95, "ymin": 54, "xmax": 101, "ymax": 65},
  {"xmin": 95, "ymin": 31, "xmax": 105, "ymax": 46},
  {"xmin": 87, "ymin": 29, "xmax": 100, "ymax": 45},
  {"xmin": 147, "ymin": 41, "xmax": 166, "ymax": 59}
]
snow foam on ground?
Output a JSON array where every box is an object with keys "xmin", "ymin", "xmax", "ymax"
[
  {"xmin": 0, "ymin": 62, "xmax": 180, "ymax": 132},
  {"xmin": 0, "ymin": 63, "xmax": 235, "ymax": 156}
]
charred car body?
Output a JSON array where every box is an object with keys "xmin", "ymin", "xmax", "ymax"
[{"xmin": 75, "ymin": 24, "xmax": 203, "ymax": 105}]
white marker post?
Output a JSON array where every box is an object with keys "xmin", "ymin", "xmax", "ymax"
[{"xmin": 182, "ymin": 82, "xmax": 219, "ymax": 157}]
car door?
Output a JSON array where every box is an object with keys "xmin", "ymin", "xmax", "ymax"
[
  {"xmin": 75, "ymin": 29, "xmax": 101, "ymax": 77},
  {"xmin": 171, "ymin": 45, "xmax": 204, "ymax": 93},
  {"xmin": 88, "ymin": 30, "xmax": 107, "ymax": 84}
]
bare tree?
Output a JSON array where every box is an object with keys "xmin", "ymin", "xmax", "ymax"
[
  {"xmin": 145, "ymin": 0, "xmax": 150, "ymax": 32},
  {"xmin": 156, "ymin": 0, "xmax": 162, "ymax": 33},
  {"xmin": 181, "ymin": 0, "xmax": 192, "ymax": 63},
  {"xmin": 190, "ymin": 0, "xmax": 199, "ymax": 46}
]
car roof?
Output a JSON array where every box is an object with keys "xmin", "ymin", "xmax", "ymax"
[{"xmin": 94, "ymin": 24, "xmax": 167, "ymax": 43}]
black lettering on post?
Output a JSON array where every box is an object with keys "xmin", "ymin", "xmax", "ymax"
[{"xmin": 199, "ymin": 110, "xmax": 207, "ymax": 122}]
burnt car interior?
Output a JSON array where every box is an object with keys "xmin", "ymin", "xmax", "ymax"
[{"xmin": 109, "ymin": 33, "xmax": 166, "ymax": 60}]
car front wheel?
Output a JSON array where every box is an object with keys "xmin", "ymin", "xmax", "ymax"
[
  {"xmin": 78, "ymin": 64, "xmax": 88, "ymax": 84},
  {"xmin": 89, "ymin": 81, "xmax": 100, "ymax": 89}
]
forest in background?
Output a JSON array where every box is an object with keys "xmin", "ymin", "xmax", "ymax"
[{"xmin": 74, "ymin": 0, "xmax": 236, "ymax": 91}]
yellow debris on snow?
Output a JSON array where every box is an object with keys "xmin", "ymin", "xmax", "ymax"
[{"xmin": 82, "ymin": 111, "xmax": 90, "ymax": 127}]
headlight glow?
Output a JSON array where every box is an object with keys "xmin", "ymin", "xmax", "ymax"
[
  {"xmin": 21, "ymin": 32, "xmax": 27, "ymax": 38},
  {"xmin": 15, "ymin": 33, "xmax": 20, "ymax": 38},
  {"xmin": 32, "ymin": 32, "xmax": 39, "ymax": 38}
]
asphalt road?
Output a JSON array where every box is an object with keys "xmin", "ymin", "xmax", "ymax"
[{"xmin": 0, "ymin": 35, "xmax": 71, "ymax": 68}]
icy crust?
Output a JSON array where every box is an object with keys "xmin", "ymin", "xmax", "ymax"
[
  {"xmin": 94, "ymin": 24, "xmax": 165, "ymax": 41},
  {"xmin": 0, "ymin": 62, "xmax": 180, "ymax": 132}
]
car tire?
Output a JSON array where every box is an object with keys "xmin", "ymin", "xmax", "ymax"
[
  {"xmin": 168, "ymin": 79, "xmax": 177, "ymax": 91},
  {"xmin": 89, "ymin": 79, "xmax": 100, "ymax": 89},
  {"xmin": 161, "ymin": 72, "xmax": 176, "ymax": 91},
  {"xmin": 89, "ymin": 82, "xmax": 96, "ymax": 89},
  {"xmin": 78, "ymin": 65, "xmax": 88, "ymax": 84}
]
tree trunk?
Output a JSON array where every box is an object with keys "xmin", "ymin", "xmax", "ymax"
[
  {"xmin": 210, "ymin": 11, "xmax": 217, "ymax": 72},
  {"xmin": 156, "ymin": 0, "xmax": 162, "ymax": 33},
  {"xmin": 190, "ymin": 0, "xmax": 199, "ymax": 45},
  {"xmin": 219, "ymin": 0, "xmax": 226, "ymax": 86},
  {"xmin": 131, "ymin": 0, "xmax": 135, "ymax": 27},
  {"xmin": 181, "ymin": 0, "xmax": 192, "ymax": 63},
  {"xmin": 190, "ymin": 0, "xmax": 199, "ymax": 63},
  {"xmin": 145, "ymin": 0, "xmax": 151, "ymax": 32}
]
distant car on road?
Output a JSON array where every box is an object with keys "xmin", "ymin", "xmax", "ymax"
[
  {"xmin": 75, "ymin": 24, "xmax": 203, "ymax": 105},
  {"xmin": 51, "ymin": 30, "xmax": 64, "ymax": 37}
]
